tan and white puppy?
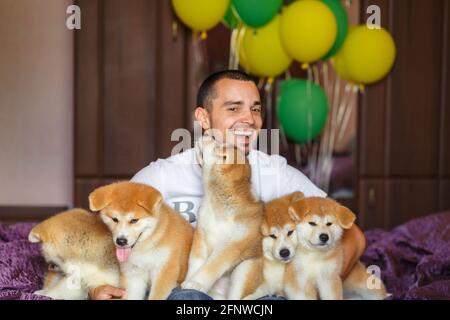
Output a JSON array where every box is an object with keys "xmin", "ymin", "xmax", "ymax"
[
  {"xmin": 287, "ymin": 197, "xmax": 388, "ymax": 300},
  {"xmin": 89, "ymin": 182, "xmax": 193, "ymax": 300},
  {"xmin": 182, "ymin": 135, "xmax": 264, "ymax": 299},
  {"xmin": 29, "ymin": 209, "xmax": 119, "ymax": 300},
  {"xmin": 244, "ymin": 191, "xmax": 304, "ymax": 300}
]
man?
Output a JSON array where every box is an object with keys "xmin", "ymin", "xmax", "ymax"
[{"xmin": 90, "ymin": 70, "xmax": 366, "ymax": 300}]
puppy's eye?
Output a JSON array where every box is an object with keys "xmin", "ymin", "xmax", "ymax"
[
  {"xmin": 270, "ymin": 234, "xmax": 277, "ymax": 239},
  {"xmin": 326, "ymin": 222, "xmax": 333, "ymax": 226},
  {"xmin": 223, "ymin": 156, "xmax": 227, "ymax": 160},
  {"xmin": 287, "ymin": 230, "xmax": 294, "ymax": 236},
  {"xmin": 130, "ymin": 219, "xmax": 139, "ymax": 224},
  {"xmin": 308, "ymin": 222, "xmax": 317, "ymax": 226},
  {"xmin": 112, "ymin": 217, "xmax": 119, "ymax": 223}
]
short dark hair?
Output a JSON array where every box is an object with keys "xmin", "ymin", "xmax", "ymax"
[{"xmin": 196, "ymin": 70, "xmax": 256, "ymax": 110}]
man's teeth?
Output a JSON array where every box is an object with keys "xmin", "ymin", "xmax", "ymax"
[{"xmin": 233, "ymin": 130, "xmax": 253, "ymax": 136}]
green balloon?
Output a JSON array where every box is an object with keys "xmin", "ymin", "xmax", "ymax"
[
  {"xmin": 277, "ymin": 79, "xmax": 329, "ymax": 144},
  {"xmin": 322, "ymin": 0, "xmax": 348, "ymax": 59},
  {"xmin": 232, "ymin": 0, "xmax": 283, "ymax": 28},
  {"xmin": 222, "ymin": 3, "xmax": 239, "ymax": 29}
]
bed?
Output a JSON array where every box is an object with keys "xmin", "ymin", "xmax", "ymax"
[{"xmin": 1, "ymin": 211, "xmax": 449, "ymax": 300}]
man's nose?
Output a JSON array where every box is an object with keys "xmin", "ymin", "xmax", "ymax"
[{"xmin": 240, "ymin": 107, "xmax": 256, "ymax": 125}]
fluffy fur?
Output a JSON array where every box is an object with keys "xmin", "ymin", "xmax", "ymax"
[
  {"xmin": 286, "ymin": 197, "xmax": 388, "ymax": 300},
  {"xmin": 182, "ymin": 135, "xmax": 264, "ymax": 299},
  {"xmin": 244, "ymin": 191, "xmax": 305, "ymax": 299},
  {"xmin": 28, "ymin": 209, "xmax": 119, "ymax": 300},
  {"xmin": 89, "ymin": 181, "xmax": 193, "ymax": 300}
]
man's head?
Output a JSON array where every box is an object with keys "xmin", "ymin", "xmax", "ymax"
[{"xmin": 194, "ymin": 70, "xmax": 263, "ymax": 154}]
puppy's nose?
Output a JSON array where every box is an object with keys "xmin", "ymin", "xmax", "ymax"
[
  {"xmin": 319, "ymin": 234, "xmax": 329, "ymax": 243},
  {"xmin": 279, "ymin": 248, "xmax": 290, "ymax": 258},
  {"xmin": 116, "ymin": 237, "xmax": 128, "ymax": 247}
]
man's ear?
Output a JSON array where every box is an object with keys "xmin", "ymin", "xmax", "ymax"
[
  {"xmin": 137, "ymin": 189, "xmax": 162, "ymax": 214},
  {"xmin": 336, "ymin": 205, "xmax": 356, "ymax": 229},
  {"xmin": 194, "ymin": 107, "xmax": 210, "ymax": 131},
  {"xmin": 89, "ymin": 184, "xmax": 114, "ymax": 212}
]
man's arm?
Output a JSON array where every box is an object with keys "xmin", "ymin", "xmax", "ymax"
[{"xmin": 341, "ymin": 223, "xmax": 367, "ymax": 279}]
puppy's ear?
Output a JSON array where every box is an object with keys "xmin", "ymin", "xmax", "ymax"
[
  {"xmin": 89, "ymin": 184, "xmax": 114, "ymax": 212},
  {"xmin": 137, "ymin": 189, "xmax": 162, "ymax": 214},
  {"xmin": 290, "ymin": 191, "xmax": 305, "ymax": 204},
  {"xmin": 288, "ymin": 206, "xmax": 301, "ymax": 222},
  {"xmin": 336, "ymin": 205, "xmax": 356, "ymax": 229},
  {"xmin": 28, "ymin": 225, "xmax": 42, "ymax": 243},
  {"xmin": 261, "ymin": 221, "xmax": 270, "ymax": 236},
  {"xmin": 288, "ymin": 199, "xmax": 308, "ymax": 222}
]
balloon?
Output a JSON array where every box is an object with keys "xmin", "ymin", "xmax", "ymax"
[
  {"xmin": 232, "ymin": 0, "xmax": 283, "ymax": 28},
  {"xmin": 277, "ymin": 79, "xmax": 329, "ymax": 143},
  {"xmin": 242, "ymin": 15, "xmax": 292, "ymax": 78},
  {"xmin": 322, "ymin": 0, "xmax": 348, "ymax": 59},
  {"xmin": 223, "ymin": 3, "xmax": 239, "ymax": 29},
  {"xmin": 339, "ymin": 25, "xmax": 396, "ymax": 84},
  {"xmin": 280, "ymin": 0, "xmax": 337, "ymax": 65},
  {"xmin": 238, "ymin": 28, "xmax": 261, "ymax": 76},
  {"xmin": 331, "ymin": 49, "xmax": 354, "ymax": 82},
  {"xmin": 172, "ymin": 0, "xmax": 229, "ymax": 33}
]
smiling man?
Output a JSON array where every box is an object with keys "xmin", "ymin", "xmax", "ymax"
[{"xmin": 90, "ymin": 70, "xmax": 366, "ymax": 300}]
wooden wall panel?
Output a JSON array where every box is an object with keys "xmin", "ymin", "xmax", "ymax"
[
  {"xmin": 75, "ymin": 0, "xmax": 100, "ymax": 176},
  {"xmin": 388, "ymin": 0, "xmax": 443, "ymax": 176},
  {"xmin": 103, "ymin": 0, "xmax": 157, "ymax": 176},
  {"xmin": 441, "ymin": 1, "xmax": 450, "ymax": 178},
  {"xmin": 156, "ymin": 0, "xmax": 189, "ymax": 158},
  {"xmin": 358, "ymin": 0, "xmax": 390, "ymax": 177},
  {"xmin": 439, "ymin": 180, "xmax": 450, "ymax": 212},
  {"xmin": 385, "ymin": 179, "xmax": 438, "ymax": 228},
  {"xmin": 358, "ymin": 179, "xmax": 386, "ymax": 229}
]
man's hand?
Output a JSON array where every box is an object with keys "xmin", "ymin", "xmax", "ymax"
[
  {"xmin": 341, "ymin": 224, "xmax": 367, "ymax": 279},
  {"xmin": 89, "ymin": 285, "xmax": 125, "ymax": 300}
]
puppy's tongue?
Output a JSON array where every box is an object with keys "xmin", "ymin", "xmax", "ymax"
[{"xmin": 116, "ymin": 247, "xmax": 132, "ymax": 262}]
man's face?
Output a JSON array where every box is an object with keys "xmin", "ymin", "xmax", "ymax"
[{"xmin": 195, "ymin": 78, "xmax": 263, "ymax": 154}]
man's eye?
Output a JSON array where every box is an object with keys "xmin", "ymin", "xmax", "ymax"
[
  {"xmin": 287, "ymin": 230, "xmax": 294, "ymax": 236},
  {"xmin": 270, "ymin": 234, "xmax": 277, "ymax": 239},
  {"xmin": 252, "ymin": 107, "xmax": 262, "ymax": 113},
  {"xmin": 308, "ymin": 222, "xmax": 317, "ymax": 226},
  {"xmin": 112, "ymin": 217, "xmax": 119, "ymax": 223},
  {"xmin": 228, "ymin": 107, "xmax": 237, "ymax": 112},
  {"xmin": 130, "ymin": 219, "xmax": 139, "ymax": 224}
]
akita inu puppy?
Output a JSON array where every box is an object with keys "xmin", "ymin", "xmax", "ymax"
[
  {"xmin": 89, "ymin": 182, "xmax": 193, "ymax": 300},
  {"xmin": 29, "ymin": 208, "xmax": 120, "ymax": 300},
  {"xmin": 244, "ymin": 191, "xmax": 305, "ymax": 300},
  {"xmin": 182, "ymin": 135, "xmax": 263, "ymax": 299},
  {"xmin": 287, "ymin": 197, "xmax": 388, "ymax": 300}
]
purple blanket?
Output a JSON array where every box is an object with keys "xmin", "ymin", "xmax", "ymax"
[{"xmin": 1, "ymin": 212, "xmax": 449, "ymax": 300}]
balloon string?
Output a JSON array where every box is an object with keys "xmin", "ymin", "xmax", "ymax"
[{"xmin": 228, "ymin": 28, "xmax": 239, "ymax": 69}]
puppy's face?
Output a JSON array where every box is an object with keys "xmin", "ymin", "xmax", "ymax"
[
  {"xmin": 289, "ymin": 197, "xmax": 356, "ymax": 252},
  {"xmin": 89, "ymin": 182, "xmax": 162, "ymax": 262},
  {"xmin": 262, "ymin": 222, "xmax": 297, "ymax": 263},
  {"xmin": 261, "ymin": 191, "xmax": 305, "ymax": 263},
  {"xmin": 196, "ymin": 135, "xmax": 247, "ymax": 166}
]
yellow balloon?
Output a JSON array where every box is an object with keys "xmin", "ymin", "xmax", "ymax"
[
  {"xmin": 242, "ymin": 15, "xmax": 292, "ymax": 78},
  {"xmin": 238, "ymin": 27, "xmax": 262, "ymax": 77},
  {"xmin": 280, "ymin": 0, "xmax": 337, "ymax": 64},
  {"xmin": 331, "ymin": 49, "xmax": 354, "ymax": 82},
  {"xmin": 172, "ymin": 0, "xmax": 229, "ymax": 33},
  {"xmin": 340, "ymin": 25, "xmax": 396, "ymax": 84}
]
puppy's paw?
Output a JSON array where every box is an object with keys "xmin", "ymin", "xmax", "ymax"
[
  {"xmin": 181, "ymin": 280, "xmax": 207, "ymax": 293},
  {"xmin": 33, "ymin": 289, "xmax": 47, "ymax": 296}
]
